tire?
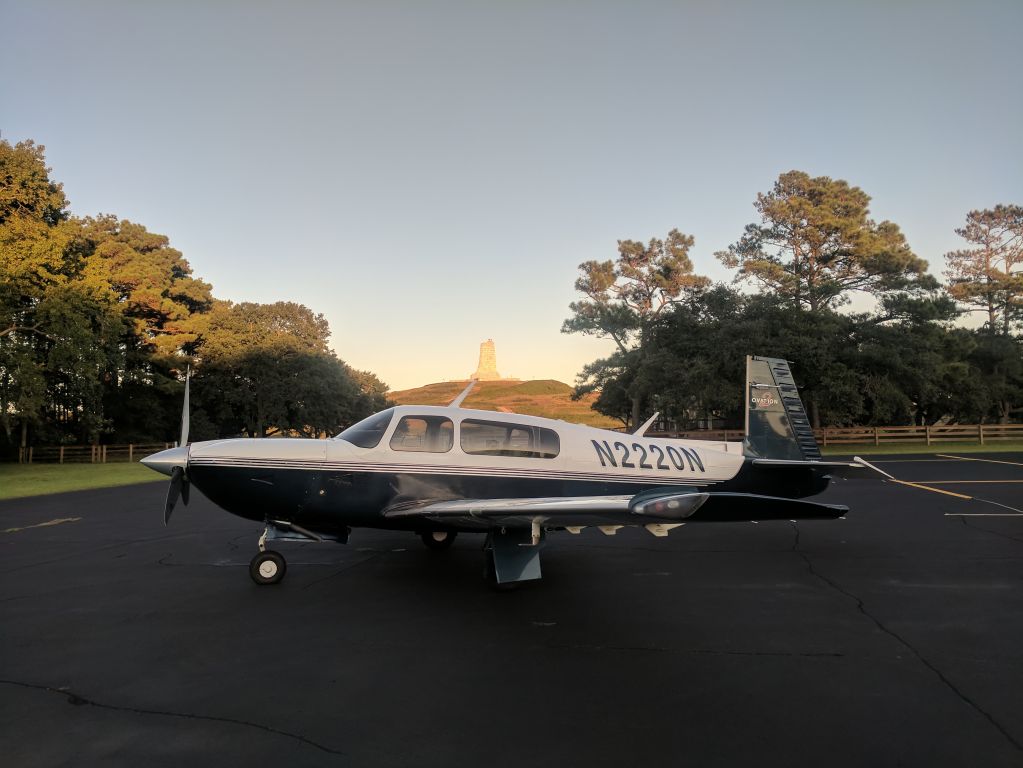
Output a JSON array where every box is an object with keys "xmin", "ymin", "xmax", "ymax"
[
  {"xmin": 249, "ymin": 550, "xmax": 287, "ymax": 585},
  {"xmin": 421, "ymin": 530, "xmax": 457, "ymax": 551}
]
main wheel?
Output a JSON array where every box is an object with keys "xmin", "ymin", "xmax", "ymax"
[
  {"xmin": 249, "ymin": 550, "xmax": 287, "ymax": 585},
  {"xmin": 482, "ymin": 547, "xmax": 517, "ymax": 591},
  {"xmin": 421, "ymin": 530, "xmax": 457, "ymax": 551}
]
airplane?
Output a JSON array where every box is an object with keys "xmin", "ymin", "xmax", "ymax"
[{"xmin": 141, "ymin": 356, "xmax": 889, "ymax": 587}]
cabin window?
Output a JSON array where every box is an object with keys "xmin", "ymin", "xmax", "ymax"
[
  {"xmin": 460, "ymin": 419, "xmax": 560, "ymax": 459},
  {"xmin": 336, "ymin": 408, "xmax": 394, "ymax": 448},
  {"xmin": 390, "ymin": 416, "xmax": 454, "ymax": 453}
]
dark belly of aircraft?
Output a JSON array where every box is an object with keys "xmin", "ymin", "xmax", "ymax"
[
  {"xmin": 188, "ymin": 465, "xmax": 683, "ymax": 532},
  {"xmin": 186, "ymin": 460, "xmax": 827, "ymax": 535}
]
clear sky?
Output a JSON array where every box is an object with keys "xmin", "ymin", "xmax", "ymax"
[{"xmin": 3, "ymin": 1, "xmax": 1021, "ymax": 390}]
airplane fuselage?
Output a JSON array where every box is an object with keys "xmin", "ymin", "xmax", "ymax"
[{"xmin": 180, "ymin": 404, "xmax": 827, "ymax": 535}]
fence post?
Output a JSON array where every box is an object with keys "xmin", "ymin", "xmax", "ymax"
[
  {"xmin": 822, "ymin": 429, "xmax": 828, "ymax": 447},
  {"xmin": 979, "ymin": 424, "xmax": 985, "ymax": 445},
  {"xmin": 102, "ymin": 445, "xmax": 107, "ymax": 463},
  {"xmin": 59, "ymin": 446, "xmax": 65, "ymax": 464},
  {"xmin": 29, "ymin": 446, "xmax": 34, "ymax": 463},
  {"xmin": 925, "ymin": 425, "xmax": 931, "ymax": 446},
  {"xmin": 129, "ymin": 444, "xmax": 133, "ymax": 463},
  {"xmin": 874, "ymin": 427, "xmax": 879, "ymax": 446}
]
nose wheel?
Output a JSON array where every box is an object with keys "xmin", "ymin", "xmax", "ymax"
[{"xmin": 250, "ymin": 550, "xmax": 287, "ymax": 585}]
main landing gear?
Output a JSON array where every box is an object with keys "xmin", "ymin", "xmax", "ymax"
[
  {"xmin": 420, "ymin": 530, "xmax": 457, "ymax": 551},
  {"xmin": 482, "ymin": 525, "xmax": 545, "ymax": 589}
]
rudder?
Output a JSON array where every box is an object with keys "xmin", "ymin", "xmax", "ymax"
[{"xmin": 744, "ymin": 356, "xmax": 821, "ymax": 461}]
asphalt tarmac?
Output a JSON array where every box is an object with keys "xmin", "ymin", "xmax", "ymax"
[{"xmin": 2, "ymin": 453, "xmax": 1022, "ymax": 767}]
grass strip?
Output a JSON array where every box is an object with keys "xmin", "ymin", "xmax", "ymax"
[{"xmin": 0, "ymin": 462, "xmax": 162, "ymax": 500}]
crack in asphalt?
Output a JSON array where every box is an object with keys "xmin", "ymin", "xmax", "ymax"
[
  {"xmin": 542, "ymin": 643, "xmax": 842, "ymax": 658},
  {"xmin": 959, "ymin": 516, "xmax": 1023, "ymax": 545},
  {"xmin": 789, "ymin": 523, "xmax": 1022, "ymax": 752},
  {"xmin": 300, "ymin": 551, "xmax": 384, "ymax": 589},
  {"xmin": 0, "ymin": 679, "xmax": 345, "ymax": 756},
  {"xmin": 0, "ymin": 532, "xmax": 209, "ymax": 575}
]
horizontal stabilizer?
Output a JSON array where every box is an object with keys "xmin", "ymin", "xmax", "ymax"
[
  {"xmin": 751, "ymin": 456, "xmax": 893, "ymax": 480},
  {"xmin": 686, "ymin": 493, "xmax": 847, "ymax": 522}
]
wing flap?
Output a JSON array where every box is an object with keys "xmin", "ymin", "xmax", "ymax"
[{"xmin": 687, "ymin": 493, "xmax": 847, "ymax": 522}]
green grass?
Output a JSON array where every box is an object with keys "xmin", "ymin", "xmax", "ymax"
[
  {"xmin": 821, "ymin": 441, "xmax": 1023, "ymax": 456},
  {"xmin": 0, "ymin": 462, "xmax": 163, "ymax": 500},
  {"xmin": 505, "ymin": 380, "xmax": 573, "ymax": 396}
]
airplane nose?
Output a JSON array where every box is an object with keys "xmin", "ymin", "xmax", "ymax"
[{"xmin": 140, "ymin": 445, "xmax": 189, "ymax": 477}]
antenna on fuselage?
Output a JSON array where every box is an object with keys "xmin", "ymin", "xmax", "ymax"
[
  {"xmin": 449, "ymin": 380, "xmax": 476, "ymax": 408},
  {"xmin": 632, "ymin": 411, "xmax": 659, "ymax": 436}
]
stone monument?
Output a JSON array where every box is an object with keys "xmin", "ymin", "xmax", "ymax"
[{"xmin": 471, "ymin": 339, "xmax": 501, "ymax": 381}]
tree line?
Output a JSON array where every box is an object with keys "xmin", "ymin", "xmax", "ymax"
[
  {"xmin": 0, "ymin": 139, "xmax": 388, "ymax": 458},
  {"xmin": 564, "ymin": 171, "xmax": 1022, "ymax": 429}
]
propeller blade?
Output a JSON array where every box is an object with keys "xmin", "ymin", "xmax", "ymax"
[
  {"xmin": 165, "ymin": 466, "xmax": 184, "ymax": 525},
  {"xmin": 179, "ymin": 366, "xmax": 190, "ymax": 447},
  {"xmin": 181, "ymin": 473, "xmax": 190, "ymax": 506}
]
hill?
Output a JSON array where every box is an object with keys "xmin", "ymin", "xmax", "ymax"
[{"xmin": 388, "ymin": 379, "xmax": 621, "ymax": 429}]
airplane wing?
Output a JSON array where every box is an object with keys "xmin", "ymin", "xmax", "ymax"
[
  {"xmin": 383, "ymin": 491, "xmax": 847, "ymax": 533},
  {"xmin": 383, "ymin": 493, "xmax": 705, "ymax": 530}
]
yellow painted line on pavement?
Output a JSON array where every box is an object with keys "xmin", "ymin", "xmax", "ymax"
[
  {"xmin": 2, "ymin": 517, "xmax": 81, "ymax": 534},
  {"xmin": 924, "ymin": 480, "xmax": 1023, "ymax": 484},
  {"xmin": 937, "ymin": 454, "xmax": 1023, "ymax": 468},
  {"xmin": 870, "ymin": 459, "xmax": 965, "ymax": 463},
  {"xmin": 889, "ymin": 479, "xmax": 972, "ymax": 500}
]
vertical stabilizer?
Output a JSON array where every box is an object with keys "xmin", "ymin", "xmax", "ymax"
[{"xmin": 745, "ymin": 356, "xmax": 821, "ymax": 461}]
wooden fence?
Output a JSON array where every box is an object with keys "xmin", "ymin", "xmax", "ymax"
[
  {"xmin": 643, "ymin": 423, "xmax": 1023, "ymax": 446},
  {"xmin": 814, "ymin": 424, "xmax": 1023, "ymax": 446},
  {"xmin": 17, "ymin": 443, "xmax": 173, "ymax": 464}
]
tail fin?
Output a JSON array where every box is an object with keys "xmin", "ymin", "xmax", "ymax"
[{"xmin": 744, "ymin": 356, "xmax": 821, "ymax": 461}]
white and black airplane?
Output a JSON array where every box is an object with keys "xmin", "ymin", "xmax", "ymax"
[{"xmin": 141, "ymin": 356, "xmax": 887, "ymax": 587}]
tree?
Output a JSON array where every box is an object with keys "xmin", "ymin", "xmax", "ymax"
[
  {"xmin": 0, "ymin": 136, "xmax": 393, "ymax": 454},
  {"xmin": 0, "ymin": 139, "xmax": 76, "ymax": 343},
  {"xmin": 562, "ymin": 229, "xmax": 709, "ymax": 427},
  {"xmin": 0, "ymin": 140, "xmax": 86, "ymax": 451},
  {"xmin": 347, "ymin": 367, "xmax": 392, "ymax": 415},
  {"xmin": 73, "ymin": 216, "xmax": 214, "ymax": 441},
  {"xmin": 944, "ymin": 205, "xmax": 1023, "ymax": 335},
  {"xmin": 190, "ymin": 301, "xmax": 369, "ymax": 439},
  {"xmin": 717, "ymin": 171, "xmax": 932, "ymax": 312}
]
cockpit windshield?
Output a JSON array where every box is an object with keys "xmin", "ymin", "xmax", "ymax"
[{"xmin": 336, "ymin": 408, "xmax": 395, "ymax": 448}]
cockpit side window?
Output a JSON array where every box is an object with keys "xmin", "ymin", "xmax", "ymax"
[
  {"xmin": 390, "ymin": 415, "xmax": 454, "ymax": 453},
  {"xmin": 460, "ymin": 419, "xmax": 560, "ymax": 459},
  {"xmin": 336, "ymin": 408, "xmax": 394, "ymax": 448}
]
